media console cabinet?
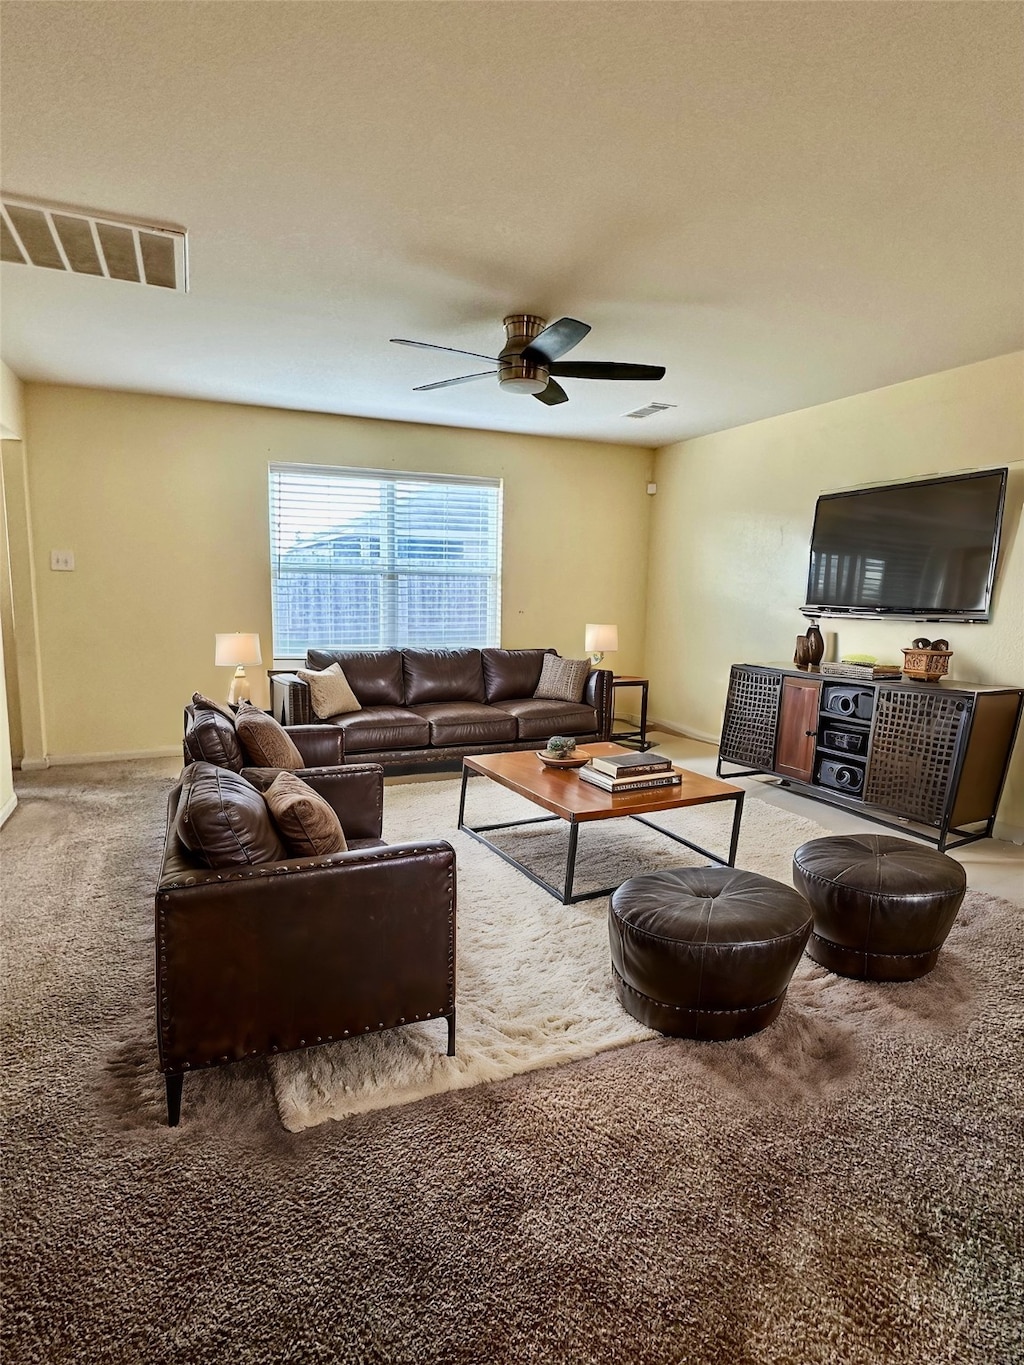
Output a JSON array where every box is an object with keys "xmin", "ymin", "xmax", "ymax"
[{"xmin": 717, "ymin": 663, "xmax": 1023, "ymax": 850}]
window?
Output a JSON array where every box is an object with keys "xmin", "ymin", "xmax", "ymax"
[{"xmin": 269, "ymin": 464, "xmax": 502, "ymax": 657}]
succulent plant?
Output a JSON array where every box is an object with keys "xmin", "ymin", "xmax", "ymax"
[{"xmin": 545, "ymin": 735, "xmax": 577, "ymax": 757}]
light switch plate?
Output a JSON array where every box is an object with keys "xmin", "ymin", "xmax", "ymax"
[{"xmin": 50, "ymin": 550, "xmax": 75, "ymax": 571}]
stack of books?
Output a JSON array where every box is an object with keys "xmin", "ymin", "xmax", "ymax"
[
  {"xmin": 579, "ymin": 750, "xmax": 681, "ymax": 793},
  {"xmin": 819, "ymin": 660, "xmax": 903, "ymax": 680}
]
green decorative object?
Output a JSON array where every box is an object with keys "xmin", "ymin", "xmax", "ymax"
[{"xmin": 544, "ymin": 735, "xmax": 577, "ymax": 758}]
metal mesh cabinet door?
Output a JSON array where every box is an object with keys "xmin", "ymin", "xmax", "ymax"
[
  {"xmin": 719, "ymin": 667, "xmax": 783, "ymax": 770},
  {"xmin": 864, "ymin": 689, "xmax": 972, "ymax": 824}
]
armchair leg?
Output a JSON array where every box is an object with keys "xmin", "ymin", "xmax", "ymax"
[
  {"xmin": 165, "ymin": 1074, "xmax": 183, "ymax": 1127},
  {"xmin": 446, "ymin": 1010, "xmax": 456, "ymax": 1057}
]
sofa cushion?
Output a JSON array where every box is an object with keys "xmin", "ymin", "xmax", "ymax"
[
  {"xmin": 496, "ymin": 698, "xmax": 598, "ymax": 740},
  {"xmin": 183, "ymin": 707, "xmax": 245, "ymax": 772},
  {"xmin": 263, "ymin": 771, "xmax": 348, "ymax": 857},
  {"xmin": 175, "ymin": 763, "xmax": 287, "ymax": 867},
  {"xmin": 411, "ymin": 702, "xmax": 517, "ymax": 747},
  {"xmin": 403, "ymin": 648, "xmax": 485, "ymax": 705},
  {"xmin": 534, "ymin": 654, "xmax": 591, "ymax": 704},
  {"xmin": 234, "ymin": 702, "xmax": 304, "ymax": 768},
  {"xmin": 305, "ymin": 649, "xmax": 404, "ymax": 706},
  {"xmin": 191, "ymin": 690, "xmax": 235, "ymax": 721},
  {"xmin": 482, "ymin": 648, "xmax": 552, "ymax": 704},
  {"xmin": 297, "ymin": 662, "xmax": 362, "ymax": 719},
  {"xmin": 327, "ymin": 706, "xmax": 431, "ymax": 753}
]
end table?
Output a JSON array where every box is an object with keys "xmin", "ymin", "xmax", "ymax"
[{"xmin": 610, "ymin": 675, "xmax": 653, "ymax": 750}]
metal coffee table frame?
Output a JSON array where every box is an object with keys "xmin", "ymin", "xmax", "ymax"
[{"xmin": 457, "ymin": 761, "xmax": 745, "ymax": 906}]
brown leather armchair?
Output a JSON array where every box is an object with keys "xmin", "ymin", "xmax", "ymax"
[{"xmin": 155, "ymin": 762, "xmax": 456, "ymax": 1125}]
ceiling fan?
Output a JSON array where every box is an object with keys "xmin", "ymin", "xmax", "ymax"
[{"xmin": 391, "ymin": 314, "xmax": 666, "ymax": 406}]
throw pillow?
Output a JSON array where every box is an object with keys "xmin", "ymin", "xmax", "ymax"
[
  {"xmin": 183, "ymin": 707, "xmax": 246, "ymax": 772},
  {"xmin": 191, "ymin": 690, "xmax": 235, "ymax": 722},
  {"xmin": 175, "ymin": 762, "xmax": 287, "ymax": 867},
  {"xmin": 234, "ymin": 701, "xmax": 304, "ymax": 769},
  {"xmin": 263, "ymin": 771, "xmax": 348, "ymax": 858},
  {"xmin": 533, "ymin": 654, "xmax": 590, "ymax": 704},
  {"xmin": 297, "ymin": 662, "xmax": 362, "ymax": 720}
]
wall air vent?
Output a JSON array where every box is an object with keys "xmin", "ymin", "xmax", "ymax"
[
  {"xmin": 624, "ymin": 402, "xmax": 677, "ymax": 419},
  {"xmin": 0, "ymin": 195, "xmax": 188, "ymax": 291}
]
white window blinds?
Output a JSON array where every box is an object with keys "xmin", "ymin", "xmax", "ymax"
[{"xmin": 269, "ymin": 464, "xmax": 502, "ymax": 657}]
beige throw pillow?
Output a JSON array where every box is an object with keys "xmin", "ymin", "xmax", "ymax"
[
  {"xmin": 533, "ymin": 654, "xmax": 590, "ymax": 704},
  {"xmin": 297, "ymin": 662, "xmax": 362, "ymax": 720},
  {"xmin": 234, "ymin": 701, "xmax": 305, "ymax": 769},
  {"xmin": 264, "ymin": 771, "xmax": 348, "ymax": 857}
]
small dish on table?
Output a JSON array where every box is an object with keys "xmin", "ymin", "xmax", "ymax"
[{"xmin": 536, "ymin": 749, "xmax": 592, "ymax": 769}]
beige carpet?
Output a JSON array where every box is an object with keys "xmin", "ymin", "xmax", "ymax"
[
  {"xmin": 2, "ymin": 761, "xmax": 1023, "ymax": 1365},
  {"xmin": 271, "ymin": 777, "xmax": 833, "ymax": 1131}
]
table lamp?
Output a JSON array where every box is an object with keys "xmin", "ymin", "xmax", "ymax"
[
  {"xmin": 585, "ymin": 623, "xmax": 618, "ymax": 666},
  {"xmin": 215, "ymin": 632, "xmax": 262, "ymax": 705}
]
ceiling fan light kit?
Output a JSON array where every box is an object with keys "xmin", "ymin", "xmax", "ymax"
[{"xmin": 391, "ymin": 314, "xmax": 665, "ymax": 407}]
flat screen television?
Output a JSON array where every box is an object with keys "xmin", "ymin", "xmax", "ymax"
[{"xmin": 802, "ymin": 468, "xmax": 1007, "ymax": 622}]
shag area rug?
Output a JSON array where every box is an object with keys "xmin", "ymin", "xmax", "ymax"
[
  {"xmin": 271, "ymin": 776, "xmax": 834, "ymax": 1131},
  {"xmin": 2, "ymin": 761, "xmax": 1023, "ymax": 1365}
]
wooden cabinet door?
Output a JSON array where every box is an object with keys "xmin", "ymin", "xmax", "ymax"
[{"xmin": 775, "ymin": 676, "xmax": 822, "ymax": 781}]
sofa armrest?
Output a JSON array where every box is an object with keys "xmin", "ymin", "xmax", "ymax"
[
  {"xmin": 584, "ymin": 668, "xmax": 614, "ymax": 740},
  {"xmin": 284, "ymin": 725, "xmax": 346, "ymax": 767},
  {"xmin": 242, "ymin": 764, "xmax": 384, "ymax": 840},
  {"xmin": 155, "ymin": 840, "xmax": 457, "ymax": 1074},
  {"xmin": 272, "ymin": 673, "xmax": 313, "ymax": 726}
]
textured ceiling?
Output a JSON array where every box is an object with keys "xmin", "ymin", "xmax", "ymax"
[{"xmin": 1, "ymin": 1, "xmax": 1022, "ymax": 447}]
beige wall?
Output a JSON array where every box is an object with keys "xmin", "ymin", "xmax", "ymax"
[
  {"xmin": 646, "ymin": 351, "xmax": 1024, "ymax": 839},
  {"xmin": 19, "ymin": 385, "xmax": 651, "ymax": 759},
  {"xmin": 0, "ymin": 363, "xmax": 25, "ymax": 821}
]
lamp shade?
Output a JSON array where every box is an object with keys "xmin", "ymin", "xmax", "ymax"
[
  {"xmin": 585, "ymin": 623, "xmax": 618, "ymax": 654},
  {"xmin": 215, "ymin": 632, "xmax": 262, "ymax": 667}
]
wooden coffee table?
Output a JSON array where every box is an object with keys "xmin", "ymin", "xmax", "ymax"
[{"xmin": 458, "ymin": 743, "xmax": 745, "ymax": 905}]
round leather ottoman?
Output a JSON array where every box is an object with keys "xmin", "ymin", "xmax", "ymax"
[
  {"xmin": 608, "ymin": 867, "xmax": 813, "ymax": 1040},
  {"xmin": 792, "ymin": 834, "xmax": 967, "ymax": 982}
]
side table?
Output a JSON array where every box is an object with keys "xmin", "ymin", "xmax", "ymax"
[{"xmin": 610, "ymin": 675, "xmax": 653, "ymax": 751}]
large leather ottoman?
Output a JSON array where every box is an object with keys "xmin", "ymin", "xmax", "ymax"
[
  {"xmin": 608, "ymin": 867, "xmax": 813, "ymax": 1040},
  {"xmin": 792, "ymin": 834, "xmax": 967, "ymax": 982}
]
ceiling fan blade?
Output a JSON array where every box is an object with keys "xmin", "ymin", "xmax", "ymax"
[
  {"xmin": 521, "ymin": 317, "xmax": 591, "ymax": 365},
  {"xmin": 391, "ymin": 338, "xmax": 499, "ymax": 364},
  {"xmin": 533, "ymin": 378, "xmax": 569, "ymax": 406},
  {"xmin": 548, "ymin": 361, "xmax": 666, "ymax": 381},
  {"xmin": 413, "ymin": 371, "xmax": 497, "ymax": 392}
]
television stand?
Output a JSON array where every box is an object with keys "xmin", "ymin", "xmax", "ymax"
[{"xmin": 717, "ymin": 664, "xmax": 1023, "ymax": 851}]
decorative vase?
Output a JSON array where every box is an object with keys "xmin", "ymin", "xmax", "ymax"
[
  {"xmin": 804, "ymin": 622, "xmax": 825, "ymax": 667},
  {"xmin": 794, "ymin": 636, "xmax": 813, "ymax": 670}
]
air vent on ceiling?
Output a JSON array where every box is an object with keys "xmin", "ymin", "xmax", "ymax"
[
  {"xmin": 0, "ymin": 195, "xmax": 188, "ymax": 292},
  {"xmin": 624, "ymin": 402, "xmax": 677, "ymax": 419}
]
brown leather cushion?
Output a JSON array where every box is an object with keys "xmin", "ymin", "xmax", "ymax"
[
  {"xmin": 263, "ymin": 771, "xmax": 347, "ymax": 857},
  {"xmin": 327, "ymin": 706, "xmax": 431, "ymax": 753},
  {"xmin": 482, "ymin": 648, "xmax": 551, "ymax": 703},
  {"xmin": 403, "ymin": 649, "xmax": 485, "ymax": 705},
  {"xmin": 234, "ymin": 702, "xmax": 304, "ymax": 768},
  {"xmin": 305, "ymin": 649, "xmax": 404, "ymax": 706},
  {"xmin": 609, "ymin": 867, "xmax": 812, "ymax": 1040},
  {"xmin": 493, "ymin": 697, "xmax": 597, "ymax": 739},
  {"xmin": 182, "ymin": 707, "xmax": 245, "ymax": 772},
  {"xmin": 296, "ymin": 662, "xmax": 362, "ymax": 719},
  {"xmin": 175, "ymin": 763, "xmax": 287, "ymax": 867},
  {"xmin": 534, "ymin": 654, "xmax": 590, "ymax": 703},
  {"xmin": 411, "ymin": 702, "xmax": 517, "ymax": 746},
  {"xmin": 191, "ymin": 690, "xmax": 235, "ymax": 721}
]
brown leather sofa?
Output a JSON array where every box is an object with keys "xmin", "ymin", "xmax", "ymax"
[
  {"xmin": 271, "ymin": 647, "xmax": 613, "ymax": 773},
  {"xmin": 156, "ymin": 761, "xmax": 456, "ymax": 1125}
]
